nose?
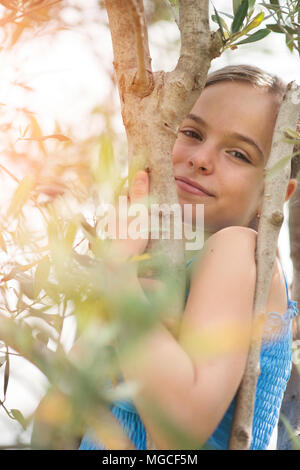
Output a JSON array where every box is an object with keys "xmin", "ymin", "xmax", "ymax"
[{"xmin": 186, "ymin": 143, "xmax": 214, "ymax": 174}]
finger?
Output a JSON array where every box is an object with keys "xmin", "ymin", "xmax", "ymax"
[
  {"xmin": 119, "ymin": 185, "xmax": 129, "ymax": 199},
  {"xmin": 129, "ymin": 170, "xmax": 149, "ymax": 204}
]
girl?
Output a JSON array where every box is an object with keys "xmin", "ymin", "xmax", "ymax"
[{"xmin": 78, "ymin": 64, "xmax": 299, "ymax": 450}]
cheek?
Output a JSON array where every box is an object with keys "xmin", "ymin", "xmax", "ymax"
[
  {"xmin": 172, "ymin": 140, "xmax": 185, "ymax": 164},
  {"xmin": 236, "ymin": 177, "xmax": 264, "ymax": 209},
  {"xmin": 224, "ymin": 172, "xmax": 263, "ymax": 206}
]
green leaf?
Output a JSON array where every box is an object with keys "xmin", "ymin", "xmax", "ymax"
[
  {"xmin": 34, "ymin": 256, "xmax": 50, "ymax": 297},
  {"xmin": 29, "ymin": 114, "xmax": 47, "ymax": 156},
  {"xmin": 266, "ymin": 23, "xmax": 284, "ymax": 33},
  {"xmin": 64, "ymin": 220, "xmax": 78, "ymax": 251},
  {"xmin": 280, "ymin": 414, "xmax": 300, "ymax": 450},
  {"xmin": 10, "ymin": 19, "xmax": 28, "ymax": 47},
  {"xmin": 282, "ymin": 138, "xmax": 300, "ymax": 146},
  {"xmin": 16, "ymin": 273, "xmax": 35, "ymax": 300},
  {"xmin": 42, "ymin": 134, "xmax": 71, "ymax": 142},
  {"xmin": 231, "ymin": 0, "xmax": 249, "ymax": 33},
  {"xmin": 243, "ymin": 11, "xmax": 264, "ymax": 33},
  {"xmin": 263, "ymin": 1, "xmax": 282, "ymax": 20},
  {"xmin": 22, "ymin": 134, "xmax": 72, "ymax": 143},
  {"xmin": 36, "ymin": 332, "xmax": 49, "ymax": 345},
  {"xmin": 212, "ymin": 7, "xmax": 226, "ymax": 39},
  {"xmin": 285, "ymin": 33, "xmax": 294, "ymax": 52},
  {"xmin": 94, "ymin": 134, "xmax": 115, "ymax": 185},
  {"xmin": 234, "ymin": 28, "xmax": 271, "ymax": 44},
  {"xmin": 260, "ymin": 3, "xmax": 281, "ymax": 13},
  {"xmin": 7, "ymin": 175, "xmax": 35, "ymax": 218},
  {"xmin": 44, "ymin": 282, "xmax": 60, "ymax": 303},
  {"xmin": 283, "ymin": 128, "xmax": 300, "ymax": 140},
  {"xmin": 0, "ymin": 356, "xmax": 6, "ymax": 367},
  {"xmin": 266, "ymin": 24, "xmax": 296, "ymax": 36},
  {"xmin": 0, "ymin": 231, "xmax": 6, "ymax": 253},
  {"xmin": 219, "ymin": 11, "xmax": 234, "ymax": 20},
  {"xmin": 81, "ymin": 219, "xmax": 97, "ymax": 238},
  {"xmin": 10, "ymin": 409, "xmax": 28, "ymax": 431},
  {"xmin": 3, "ymin": 351, "xmax": 9, "ymax": 399},
  {"xmin": 248, "ymin": 0, "xmax": 256, "ymax": 9},
  {"xmin": 264, "ymin": 155, "xmax": 293, "ymax": 182},
  {"xmin": 283, "ymin": 25, "xmax": 298, "ymax": 35},
  {"xmin": 232, "ymin": 0, "xmax": 242, "ymax": 15},
  {"xmin": 270, "ymin": 0, "xmax": 279, "ymax": 5},
  {"xmin": 29, "ymin": 312, "xmax": 62, "ymax": 331}
]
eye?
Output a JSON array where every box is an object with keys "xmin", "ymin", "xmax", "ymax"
[
  {"xmin": 179, "ymin": 129, "xmax": 203, "ymax": 141},
  {"xmin": 229, "ymin": 150, "xmax": 250, "ymax": 163}
]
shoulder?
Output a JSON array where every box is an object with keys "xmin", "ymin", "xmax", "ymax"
[
  {"xmin": 191, "ymin": 226, "xmax": 257, "ymax": 280},
  {"xmin": 196, "ymin": 225, "xmax": 287, "ymax": 316},
  {"xmin": 187, "ymin": 226, "xmax": 257, "ymax": 316},
  {"xmin": 182, "ymin": 226, "xmax": 257, "ymax": 355},
  {"xmin": 204, "ymin": 226, "xmax": 257, "ymax": 252}
]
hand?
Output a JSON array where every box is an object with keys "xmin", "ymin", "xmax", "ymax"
[
  {"xmin": 109, "ymin": 170, "xmax": 179, "ymax": 337},
  {"xmin": 110, "ymin": 170, "xmax": 150, "ymax": 262}
]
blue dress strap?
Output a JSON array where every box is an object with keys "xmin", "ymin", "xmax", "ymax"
[
  {"xmin": 280, "ymin": 265, "xmax": 298, "ymax": 319},
  {"xmin": 185, "ymin": 255, "xmax": 196, "ymax": 269},
  {"xmin": 282, "ymin": 270, "xmax": 290, "ymax": 304}
]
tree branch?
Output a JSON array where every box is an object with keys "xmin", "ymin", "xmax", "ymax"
[
  {"xmin": 0, "ymin": 0, "xmax": 62, "ymax": 27},
  {"xmin": 228, "ymin": 82, "xmax": 300, "ymax": 450},
  {"xmin": 161, "ymin": 0, "xmax": 222, "ymax": 136},
  {"xmin": 297, "ymin": 1, "xmax": 300, "ymax": 56},
  {"xmin": 163, "ymin": 0, "xmax": 179, "ymax": 27},
  {"xmin": 105, "ymin": 0, "xmax": 153, "ymax": 99},
  {"xmin": 128, "ymin": 0, "xmax": 154, "ymax": 96},
  {"xmin": 290, "ymin": 115, "xmax": 300, "ymax": 310},
  {"xmin": 177, "ymin": 0, "xmax": 211, "ymax": 73},
  {"xmin": 277, "ymin": 116, "xmax": 300, "ymax": 450}
]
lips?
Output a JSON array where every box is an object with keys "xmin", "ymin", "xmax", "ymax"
[{"xmin": 175, "ymin": 176, "xmax": 214, "ymax": 197}]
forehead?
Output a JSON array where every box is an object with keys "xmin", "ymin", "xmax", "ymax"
[{"xmin": 190, "ymin": 81, "xmax": 278, "ymax": 162}]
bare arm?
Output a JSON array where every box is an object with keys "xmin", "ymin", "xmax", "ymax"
[{"xmin": 117, "ymin": 226, "xmax": 257, "ymax": 449}]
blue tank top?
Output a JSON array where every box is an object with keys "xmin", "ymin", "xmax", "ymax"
[{"xmin": 79, "ymin": 257, "xmax": 298, "ymax": 450}]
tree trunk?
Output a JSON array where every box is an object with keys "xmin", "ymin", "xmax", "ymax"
[{"xmin": 277, "ymin": 118, "xmax": 300, "ymax": 450}]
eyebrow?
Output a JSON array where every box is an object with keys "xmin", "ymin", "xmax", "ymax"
[{"xmin": 186, "ymin": 113, "xmax": 266, "ymax": 162}]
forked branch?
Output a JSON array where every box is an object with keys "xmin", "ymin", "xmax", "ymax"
[{"xmin": 162, "ymin": 0, "xmax": 221, "ymax": 133}]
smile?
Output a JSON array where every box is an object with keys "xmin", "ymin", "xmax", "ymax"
[{"xmin": 175, "ymin": 177, "xmax": 214, "ymax": 197}]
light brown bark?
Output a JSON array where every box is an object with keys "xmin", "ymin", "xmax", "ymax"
[
  {"xmin": 228, "ymin": 83, "xmax": 300, "ymax": 450},
  {"xmin": 277, "ymin": 117, "xmax": 300, "ymax": 450}
]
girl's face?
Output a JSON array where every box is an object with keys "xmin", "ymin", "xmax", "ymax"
[{"xmin": 172, "ymin": 81, "xmax": 280, "ymax": 233}]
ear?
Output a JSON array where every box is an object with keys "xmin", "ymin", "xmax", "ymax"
[
  {"xmin": 285, "ymin": 178, "xmax": 298, "ymax": 202},
  {"xmin": 255, "ymin": 178, "xmax": 298, "ymax": 216}
]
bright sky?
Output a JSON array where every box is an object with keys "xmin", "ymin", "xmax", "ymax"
[{"xmin": 0, "ymin": 0, "xmax": 299, "ymax": 448}]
